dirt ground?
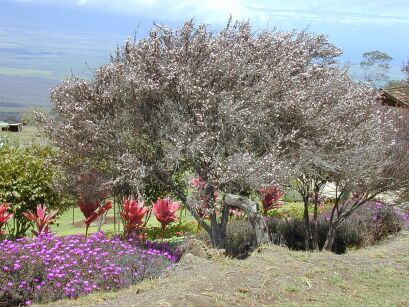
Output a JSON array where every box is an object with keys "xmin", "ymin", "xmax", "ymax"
[{"xmin": 46, "ymin": 231, "xmax": 409, "ymax": 307}]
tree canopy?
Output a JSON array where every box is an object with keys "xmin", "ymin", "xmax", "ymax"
[{"xmin": 38, "ymin": 19, "xmax": 402, "ymax": 248}]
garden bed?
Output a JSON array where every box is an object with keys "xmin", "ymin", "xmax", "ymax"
[{"xmin": 0, "ymin": 232, "xmax": 182, "ymax": 306}]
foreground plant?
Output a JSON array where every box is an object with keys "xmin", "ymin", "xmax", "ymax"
[
  {"xmin": 0, "ymin": 203, "xmax": 13, "ymax": 235},
  {"xmin": 22, "ymin": 204, "xmax": 58, "ymax": 237},
  {"xmin": 120, "ymin": 198, "xmax": 148, "ymax": 237},
  {"xmin": 153, "ymin": 198, "xmax": 179, "ymax": 237},
  {"xmin": 0, "ymin": 232, "xmax": 181, "ymax": 305},
  {"xmin": 78, "ymin": 200, "xmax": 113, "ymax": 235},
  {"xmin": 0, "ymin": 145, "xmax": 72, "ymax": 237}
]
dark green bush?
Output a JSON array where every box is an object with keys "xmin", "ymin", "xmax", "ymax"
[
  {"xmin": 206, "ymin": 203, "xmax": 405, "ymax": 258},
  {"xmin": 265, "ymin": 217, "xmax": 363, "ymax": 253},
  {"xmin": 224, "ymin": 220, "xmax": 256, "ymax": 259}
]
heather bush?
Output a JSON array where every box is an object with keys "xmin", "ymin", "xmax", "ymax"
[
  {"xmin": 0, "ymin": 232, "xmax": 180, "ymax": 305},
  {"xmin": 224, "ymin": 220, "xmax": 257, "ymax": 259}
]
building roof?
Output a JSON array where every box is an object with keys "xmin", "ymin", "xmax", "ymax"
[{"xmin": 382, "ymin": 85, "xmax": 409, "ymax": 108}]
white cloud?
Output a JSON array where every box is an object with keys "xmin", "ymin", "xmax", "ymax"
[{"xmin": 6, "ymin": 0, "xmax": 409, "ymax": 26}]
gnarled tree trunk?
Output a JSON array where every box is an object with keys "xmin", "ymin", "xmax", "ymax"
[{"xmin": 225, "ymin": 193, "xmax": 271, "ymax": 245}]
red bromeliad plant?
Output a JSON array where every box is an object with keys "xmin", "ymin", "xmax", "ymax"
[
  {"xmin": 258, "ymin": 186, "xmax": 284, "ymax": 215},
  {"xmin": 78, "ymin": 200, "xmax": 113, "ymax": 235},
  {"xmin": 0, "ymin": 203, "xmax": 13, "ymax": 235},
  {"xmin": 120, "ymin": 198, "xmax": 148, "ymax": 237},
  {"xmin": 152, "ymin": 198, "xmax": 180, "ymax": 236},
  {"xmin": 22, "ymin": 204, "xmax": 58, "ymax": 237}
]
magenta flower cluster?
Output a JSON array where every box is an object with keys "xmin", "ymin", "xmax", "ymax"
[{"xmin": 0, "ymin": 232, "xmax": 180, "ymax": 305}]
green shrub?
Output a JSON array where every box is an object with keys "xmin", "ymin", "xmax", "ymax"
[
  {"xmin": 219, "ymin": 218, "xmax": 363, "ymax": 255},
  {"xmin": 267, "ymin": 202, "xmax": 304, "ymax": 219},
  {"xmin": 266, "ymin": 216, "xmax": 400, "ymax": 254},
  {"xmin": 145, "ymin": 221, "xmax": 197, "ymax": 240},
  {"xmin": 282, "ymin": 186, "xmax": 302, "ymax": 202},
  {"xmin": 0, "ymin": 145, "xmax": 73, "ymax": 237}
]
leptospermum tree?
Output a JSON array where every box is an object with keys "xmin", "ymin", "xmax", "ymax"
[
  {"xmin": 38, "ymin": 19, "xmax": 388, "ymax": 248},
  {"xmin": 277, "ymin": 67, "xmax": 405, "ymax": 251}
]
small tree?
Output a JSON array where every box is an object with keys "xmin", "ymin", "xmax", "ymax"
[
  {"xmin": 360, "ymin": 50, "xmax": 393, "ymax": 85},
  {"xmin": 268, "ymin": 65, "xmax": 402, "ymax": 251},
  {"xmin": 39, "ymin": 19, "xmax": 379, "ymax": 248},
  {"xmin": 403, "ymin": 58, "xmax": 409, "ymax": 80}
]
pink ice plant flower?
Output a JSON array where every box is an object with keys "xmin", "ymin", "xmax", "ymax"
[{"xmin": 0, "ymin": 232, "xmax": 181, "ymax": 305}]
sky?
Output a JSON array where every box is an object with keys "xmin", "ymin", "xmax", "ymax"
[{"xmin": 0, "ymin": 0, "xmax": 408, "ymax": 108}]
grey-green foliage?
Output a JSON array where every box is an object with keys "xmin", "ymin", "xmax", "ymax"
[{"xmin": 360, "ymin": 50, "xmax": 393, "ymax": 85}]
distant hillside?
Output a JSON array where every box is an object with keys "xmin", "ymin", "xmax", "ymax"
[
  {"xmin": 0, "ymin": 75, "xmax": 57, "ymax": 122},
  {"xmin": 0, "ymin": 75, "xmax": 58, "ymax": 106}
]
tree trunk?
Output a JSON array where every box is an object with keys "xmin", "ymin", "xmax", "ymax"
[
  {"xmin": 323, "ymin": 221, "xmax": 337, "ymax": 251},
  {"xmin": 302, "ymin": 197, "xmax": 311, "ymax": 251},
  {"xmin": 210, "ymin": 218, "xmax": 225, "ymax": 248},
  {"xmin": 312, "ymin": 188, "xmax": 320, "ymax": 251},
  {"xmin": 312, "ymin": 203, "xmax": 319, "ymax": 251},
  {"xmin": 225, "ymin": 193, "xmax": 271, "ymax": 245},
  {"xmin": 97, "ymin": 213, "xmax": 105, "ymax": 232}
]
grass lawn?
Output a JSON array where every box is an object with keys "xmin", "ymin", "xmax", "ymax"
[
  {"xmin": 51, "ymin": 206, "xmax": 196, "ymax": 236},
  {"xmin": 0, "ymin": 125, "xmax": 47, "ymax": 147}
]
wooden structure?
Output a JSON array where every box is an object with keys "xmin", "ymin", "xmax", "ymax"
[
  {"xmin": 0, "ymin": 121, "xmax": 8, "ymax": 131},
  {"xmin": 381, "ymin": 85, "xmax": 409, "ymax": 108},
  {"xmin": 1, "ymin": 122, "xmax": 23, "ymax": 132}
]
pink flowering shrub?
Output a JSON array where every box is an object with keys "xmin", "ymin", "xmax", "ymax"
[{"xmin": 0, "ymin": 232, "xmax": 181, "ymax": 305}]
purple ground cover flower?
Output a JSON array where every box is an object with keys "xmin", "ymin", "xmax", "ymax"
[
  {"xmin": 319, "ymin": 200, "xmax": 409, "ymax": 229},
  {"xmin": 0, "ymin": 232, "xmax": 181, "ymax": 305}
]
